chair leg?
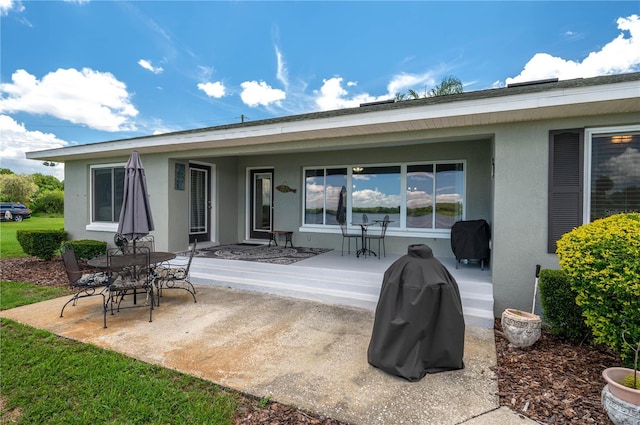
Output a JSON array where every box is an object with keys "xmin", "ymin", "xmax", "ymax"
[
  {"xmin": 148, "ymin": 287, "xmax": 154, "ymax": 322},
  {"xmin": 60, "ymin": 293, "xmax": 79, "ymax": 317}
]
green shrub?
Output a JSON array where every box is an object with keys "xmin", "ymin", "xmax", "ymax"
[
  {"xmin": 30, "ymin": 189, "xmax": 64, "ymax": 214},
  {"xmin": 64, "ymin": 240, "xmax": 107, "ymax": 260},
  {"xmin": 16, "ymin": 229, "xmax": 67, "ymax": 261},
  {"xmin": 556, "ymin": 213, "xmax": 640, "ymax": 363},
  {"xmin": 538, "ymin": 268, "xmax": 592, "ymax": 343}
]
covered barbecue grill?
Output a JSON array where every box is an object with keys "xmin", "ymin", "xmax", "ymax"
[
  {"xmin": 367, "ymin": 244, "xmax": 465, "ymax": 381},
  {"xmin": 450, "ymin": 219, "xmax": 491, "ymax": 270}
]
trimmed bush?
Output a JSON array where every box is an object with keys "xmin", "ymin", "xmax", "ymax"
[
  {"xmin": 16, "ymin": 229, "xmax": 68, "ymax": 261},
  {"xmin": 30, "ymin": 188, "xmax": 64, "ymax": 214},
  {"xmin": 538, "ymin": 268, "xmax": 592, "ymax": 343},
  {"xmin": 64, "ymin": 240, "xmax": 107, "ymax": 260},
  {"xmin": 556, "ymin": 213, "xmax": 640, "ymax": 363}
]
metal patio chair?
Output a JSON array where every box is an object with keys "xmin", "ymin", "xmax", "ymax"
[
  {"xmin": 154, "ymin": 240, "xmax": 198, "ymax": 306},
  {"xmin": 105, "ymin": 246, "xmax": 154, "ymax": 327},
  {"xmin": 59, "ymin": 244, "xmax": 109, "ymax": 327},
  {"xmin": 365, "ymin": 215, "xmax": 390, "ymax": 259},
  {"xmin": 339, "ymin": 221, "xmax": 360, "ymax": 256}
]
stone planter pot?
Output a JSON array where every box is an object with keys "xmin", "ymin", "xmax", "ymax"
[
  {"xmin": 501, "ymin": 308, "xmax": 541, "ymax": 348},
  {"xmin": 602, "ymin": 368, "xmax": 640, "ymax": 425}
]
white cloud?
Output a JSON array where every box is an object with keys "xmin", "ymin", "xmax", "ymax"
[
  {"xmin": 275, "ymin": 46, "xmax": 289, "ymax": 89},
  {"xmin": 386, "ymin": 71, "xmax": 437, "ymax": 97},
  {"xmin": 314, "ymin": 77, "xmax": 377, "ymax": 111},
  {"xmin": 0, "ymin": 115, "xmax": 66, "ymax": 179},
  {"xmin": 312, "ymin": 72, "xmax": 435, "ymax": 111},
  {"xmin": 0, "ymin": 0, "xmax": 24, "ymax": 15},
  {"xmin": 506, "ymin": 14, "xmax": 640, "ymax": 84},
  {"xmin": 352, "ymin": 188, "xmax": 401, "ymax": 208},
  {"xmin": 603, "ymin": 147, "xmax": 640, "ymax": 186},
  {"xmin": 407, "ymin": 190, "xmax": 432, "ymax": 209},
  {"xmin": 0, "ymin": 68, "xmax": 138, "ymax": 132},
  {"xmin": 305, "ymin": 182, "xmax": 325, "ymax": 208},
  {"xmin": 197, "ymin": 81, "xmax": 226, "ymax": 98},
  {"xmin": 138, "ymin": 59, "xmax": 164, "ymax": 74},
  {"xmin": 197, "ymin": 65, "xmax": 214, "ymax": 81},
  {"xmin": 240, "ymin": 80, "xmax": 286, "ymax": 107}
]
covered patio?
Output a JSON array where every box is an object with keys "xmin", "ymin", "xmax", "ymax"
[{"xmin": 187, "ymin": 244, "xmax": 495, "ymax": 328}]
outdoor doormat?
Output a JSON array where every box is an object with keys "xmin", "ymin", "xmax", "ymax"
[{"xmin": 195, "ymin": 245, "xmax": 332, "ymax": 265}]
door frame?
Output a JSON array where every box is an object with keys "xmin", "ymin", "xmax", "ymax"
[
  {"xmin": 246, "ymin": 167, "xmax": 274, "ymax": 241},
  {"xmin": 188, "ymin": 162, "xmax": 213, "ymax": 244}
]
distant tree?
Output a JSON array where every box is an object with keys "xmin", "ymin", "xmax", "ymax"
[
  {"xmin": 30, "ymin": 188, "xmax": 64, "ymax": 214},
  {"xmin": 428, "ymin": 75, "xmax": 464, "ymax": 96},
  {"xmin": 0, "ymin": 174, "xmax": 38, "ymax": 203},
  {"xmin": 0, "ymin": 168, "xmax": 14, "ymax": 175},
  {"xmin": 396, "ymin": 75, "xmax": 464, "ymax": 100},
  {"xmin": 32, "ymin": 173, "xmax": 63, "ymax": 192}
]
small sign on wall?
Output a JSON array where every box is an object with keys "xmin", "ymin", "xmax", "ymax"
[{"xmin": 175, "ymin": 163, "xmax": 185, "ymax": 190}]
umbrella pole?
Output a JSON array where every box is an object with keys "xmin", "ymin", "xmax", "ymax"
[{"xmin": 132, "ymin": 238, "xmax": 138, "ymax": 304}]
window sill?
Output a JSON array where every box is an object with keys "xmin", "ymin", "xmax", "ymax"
[
  {"xmin": 86, "ymin": 223, "xmax": 119, "ymax": 232},
  {"xmin": 298, "ymin": 226, "xmax": 451, "ymax": 239}
]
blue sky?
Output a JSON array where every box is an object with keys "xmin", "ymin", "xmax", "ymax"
[{"xmin": 1, "ymin": 1, "xmax": 639, "ymax": 180}]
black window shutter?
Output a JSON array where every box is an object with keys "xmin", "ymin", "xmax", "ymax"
[{"xmin": 548, "ymin": 129, "xmax": 584, "ymax": 253}]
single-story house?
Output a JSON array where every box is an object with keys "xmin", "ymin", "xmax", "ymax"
[{"xmin": 27, "ymin": 72, "xmax": 640, "ymax": 317}]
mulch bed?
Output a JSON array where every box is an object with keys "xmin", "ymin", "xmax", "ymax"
[
  {"xmin": 494, "ymin": 320, "xmax": 619, "ymax": 424},
  {"xmin": 1, "ymin": 257, "xmax": 622, "ymax": 424}
]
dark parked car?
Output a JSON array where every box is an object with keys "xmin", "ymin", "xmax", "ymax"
[{"xmin": 0, "ymin": 202, "xmax": 32, "ymax": 222}]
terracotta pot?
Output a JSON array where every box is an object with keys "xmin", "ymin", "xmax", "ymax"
[
  {"xmin": 501, "ymin": 308, "xmax": 541, "ymax": 348},
  {"xmin": 603, "ymin": 367, "xmax": 640, "ymax": 405},
  {"xmin": 602, "ymin": 368, "xmax": 640, "ymax": 424}
]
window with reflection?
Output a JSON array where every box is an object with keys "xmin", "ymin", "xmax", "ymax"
[
  {"xmin": 590, "ymin": 132, "xmax": 640, "ymax": 220},
  {"xmin": 304, "ymin": 168, "xmax": 347, "ymax": 225},
  {"xmin": 352, "ymin": 166, "xmax": 400, "ymax": 226},
  {"xmin": 407, "ymin": 164, "xmax": 434, "ymax": 228},
  {"xmin": 435, "ymin": 163, "xmax": 464, "ymax": 228},
  {"xmin": 303, "ymin": 162, "xmax": 464, "ymax": 231},
  {"xmin": 92, "ymin": 166, "xmax": 125, "ymax": 222}
]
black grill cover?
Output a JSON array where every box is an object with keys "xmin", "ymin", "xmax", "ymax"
[
  {"xmin": 450, "ymin": 219, "xmax": 491, "ymax": 262},
  {"xmin": 367, "ymin": 244, "xmax": 465, "ymax": 381}
]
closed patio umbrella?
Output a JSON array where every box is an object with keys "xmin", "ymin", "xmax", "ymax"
[
  {"xmin": 336, "ymin": 186, "xmax": 347, "ymax": 224},
  {"xmin": 117, "ymin": 151, "xmax": 155, "ymax": 247}
]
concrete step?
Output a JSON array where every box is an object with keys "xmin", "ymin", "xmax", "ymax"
[{"xmin": 189, "ymin": 255, "xmax": 495, "ymax": 328}]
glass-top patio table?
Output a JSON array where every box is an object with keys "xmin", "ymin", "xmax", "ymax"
[
  {"xmin": 87, "ymin": 251, "xmax": 176, "ymax": 269},
  {"xmin": 88, "ymin": 251, "xmax": 176, "ymax": 308},
  {"xmin": 351, "ymin": 221, "xmax": 377, "ymax": 258}
]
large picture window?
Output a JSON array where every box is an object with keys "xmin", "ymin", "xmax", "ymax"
[
  {"xmin": 588, "ymin": 130, "xmax": 640, "ymax": 220},
  {"xmin": 92, "ymin": 166, "xmax": 125, "ymax": 223},
  {"xmin": 304, "ymin": 162, "xmax": 464, "ymax": 232},
  {"xmin": 352, "ymin": 166, "xmax": 400, "ymax": 226},
  {"xmin": 304, "ymin": 168, "xmax": 347, "ymax": 225},
  {"xmin": 548, "ymin": 125, "xmax": 639, "ymax": 252}
]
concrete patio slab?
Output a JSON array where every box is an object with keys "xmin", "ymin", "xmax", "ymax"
[{"xmin": 0, "ymin": 285, "xmax": 536, "ymax": 425}]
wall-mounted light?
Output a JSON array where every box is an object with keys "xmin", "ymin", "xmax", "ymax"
[
  {"xmin": 42, "ymin": 161, "xmax": 57, "ymax": 167},
  {"xmin": 352, "ymin": 166, "xmax": 363, "ymax": 173},
  {"xmin": 611, "ymin": 135, "xmax": 633, "ymax": 144}
]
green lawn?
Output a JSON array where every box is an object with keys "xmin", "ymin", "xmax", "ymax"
[
  {"xmin": 0, "ymin": 216, "xmax": 249, "ymax": 424},
  {"xmin": 0, "ymin": 281, "xmax": 71, "ymax": 310},
  {"xmin": 0, "ymin": 319, "xmax": 239, "ymax": 424},
  {"xmin": 0, "ymin": 217, "xmax": 64, "ymax": 258}
]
